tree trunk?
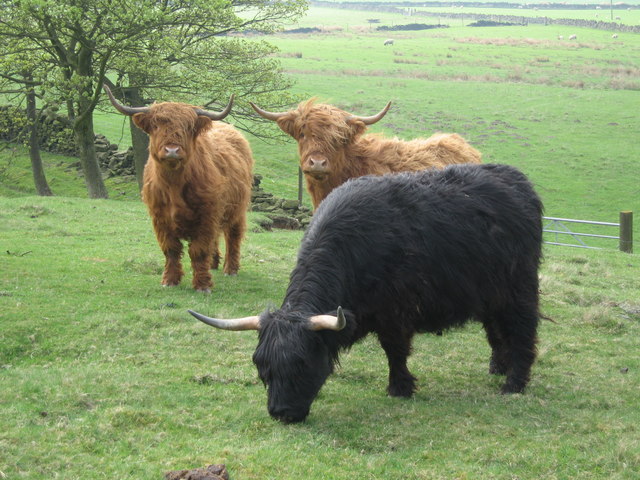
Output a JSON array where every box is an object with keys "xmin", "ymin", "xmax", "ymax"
[
  {"xmin": 74, "ymin": 45, "xmax": 108, "ymax": 199},
  {"xmin": 124, "ymin": 86, "xmax": 149, "ymax": 190},
  {"xmin": 74, "ymin": 112, "xmax": 108, "ymax": 199},
  {"xmin": 25, "ymin": 82, "xmax": 53, "ymax": 196}
]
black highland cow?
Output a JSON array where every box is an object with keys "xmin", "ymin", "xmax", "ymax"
[{"xmin": 189, "ymin": 163, "xmax": 543, "ymax": 423}]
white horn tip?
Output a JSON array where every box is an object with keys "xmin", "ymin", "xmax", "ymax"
[{"xmin": 309, "ymin": 308, "xmax": 347, "ymax": 331}]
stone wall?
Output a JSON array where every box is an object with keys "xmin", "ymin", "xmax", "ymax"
[
  {"xmin": 250, "ymin": 175, "xmax": 312, "ymax": 230},
  {"xmin": 94, "ymin": 135, "xmax": 136, "ymax": 177}
]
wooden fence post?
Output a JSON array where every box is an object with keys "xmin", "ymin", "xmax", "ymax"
[
  {"xmin": 619, "ymin": 211, "xmax": 633, "ymax": 253},
  {"xmin": 298, "ymin": 167, "xmax": 303, "ymax": 207}
]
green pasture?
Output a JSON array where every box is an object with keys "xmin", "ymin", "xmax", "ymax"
[
  {"xmin": 2, "ymin": 3, "xmax": 640, "ymax": 479},
  {"xmin": 1, "ymin": 195, "xmax": 639, "ymax": 479}
]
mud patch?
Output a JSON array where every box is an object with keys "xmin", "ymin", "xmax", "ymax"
[{"xmin": 165, "ymin": 464, "xmax": 229, "ymax": 480}]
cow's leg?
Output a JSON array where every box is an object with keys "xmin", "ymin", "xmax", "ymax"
[
  {"xmin": 155, "ymin": 228, "xmax": 184, "ymax": 287},
  {"xmin": 188, "ymin": 235, "xmax": 214, "ymax": 292},
  {"xmin": 378, "ymin": 333, "xmax": 416, "ymax": 397},
  {"xmin": 482, "ymin": 320, "xmax": 510, "ymax": 376},
  {"xmin": 211, "ymin": 236, "xmax": 221, "ymax": 271},
  {"xmin": 496, "ymin": 302, "xmax": 539, "ymax": 394},
  {"xmin": 223, "ymin": 216, "xmax": 246, "ymax": 276}
]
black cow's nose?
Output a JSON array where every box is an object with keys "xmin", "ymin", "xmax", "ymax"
[{"xmin": 269, "ymin": 407, "xmax": 308, "ymax": 424}]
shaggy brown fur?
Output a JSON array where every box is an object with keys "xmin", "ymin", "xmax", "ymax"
[
  {"xmin": 274, "ymin": 99, "xmax": 482, "ymax": 208},
  {"xmin": 134, "ymin": 102, "xmax": 253, "ymax": 292}
]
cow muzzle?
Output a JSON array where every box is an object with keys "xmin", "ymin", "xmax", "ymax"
[
  {"xmin": 164, "ymin": 146, "xmax": 181, "ymax": 159},
  {"xmin": 303, "ymin": 156, "xmax": 330, "ymax": 179},
  {"xmin": 268, "ymin": 404, "xmax": 310, "ymax": 424},
  {"xmin": 159, "ymin": 145, "xmax": 185, "ymax": 169}
]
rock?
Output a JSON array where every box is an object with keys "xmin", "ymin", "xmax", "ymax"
[
  {"xmin": 95, "ymin": 142, "xmax": 110, "ymax": 153},
  {"xmin": 281, "ymin": 199, "xmax": 300, "ymax": 210},
  {"xmin": 267, "ymin": 214, "xmax": 301, "ymax": 230}
]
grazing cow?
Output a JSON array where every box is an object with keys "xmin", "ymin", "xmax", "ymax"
[
  {"xmin": 250, "ymin": 99, "xmax": 482, "ymax": 208},
  {"xmin": 189, "ymin": 163, "xmax": 543, "ymax": 423},
  {"xmin": 569, "ymin": 34, "xmax": 577, "ymax": 40},
  {"xmin": 384, "ymin": 39, "xmax": 394, "ymax": 46},
  {"xmin": 104, "ymin": 85, "xmax": 253, "ymax": 292}
]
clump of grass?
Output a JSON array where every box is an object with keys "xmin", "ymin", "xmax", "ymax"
[
  {"xmin": 121, "ymin": 257, "xmax": 163, "ymax": 275},
  {"xmin": 393, "ymin": 58, "xmax": 424, "ymax": 64},
  {"xmin": 582, "ymin": 304, "xmax": 628, "ymax": 334},
  {"xmin": 18, "ymin": 204, "xmax": 52, "ymax": 218},
  {"xmin": 279, "ymin": 51, "xmax": 303, "ymax": 58}
]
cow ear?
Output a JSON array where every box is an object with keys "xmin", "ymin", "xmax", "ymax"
[
  {"xmin": 276, "ymin": 116, "xmax": 295, "ymax": 137},
  {"xmin": 345, "ymin": 118, "xmax": 367, "ymax": 139},
  {"xmin": 132, "ymin": 113, "xmax": 153, "ymax": 133},
  {"xmin": 194, "ymin": 116, "xmax": 212, "ymax": 137}
]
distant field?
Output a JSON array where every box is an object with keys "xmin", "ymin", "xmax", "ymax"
[
  {"xmin": 255, "ymin": 11, "xmax": 640, "ymax": 235},
  {"xmin": 4, "ymin": 3, "xmax": 640, "ymax": 235},
  {"xmin": 315, "ymin": 0, "xmax": 640, "ymax": 5},
  {"xmin": 297, "ymin": 2, "xmax": 640, "ymax": 27},
  {"xmin": 414, "ymin": 7, "xmax": 640, "ymax": 25}
]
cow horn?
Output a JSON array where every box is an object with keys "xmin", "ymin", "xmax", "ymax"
[
  {"xmin": 347, "ymin": 101, "xmax": 392, "ymax": 125},
  {"xmin": 102, "ymin": 84, "xmax": 150, "ymax": 116},
  {"xmin": 308, "ymin": 306, "xmax": 347, "ymax": 331},
  {"xmin": 249, "ymin": 102, "xmax": 289, "ymax": 121},
  {"xmin": 188, "ymin": 309, "xmax": 260, "ymax": 331},
  {"xmin": 194, "ymin": 94, "xmax": 234, "ymax": 121}
]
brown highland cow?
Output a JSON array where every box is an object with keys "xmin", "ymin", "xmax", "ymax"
[
  {"xmin": 251, "ymin": 99, "xmax": 482, "ymax": 208},
  {"xmin": 104, "ymin": 85, "xmax": 253, "ymax": 292}
]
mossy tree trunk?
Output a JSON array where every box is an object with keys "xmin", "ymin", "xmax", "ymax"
[
  {"xmin": 124, "ymin": 85, "xmax": 149, "ymax": 191},
  {"xmin": 73, "ymin": 45, "xmax": 108, "ymax": 199},
  {"xmin": 25, "ymin": 78, "xmax": 53, "ymax": 196}
]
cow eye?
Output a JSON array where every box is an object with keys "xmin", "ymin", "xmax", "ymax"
[{"xmin": 298, "ymin": 132, "xmax": 305, "ymax": 139}]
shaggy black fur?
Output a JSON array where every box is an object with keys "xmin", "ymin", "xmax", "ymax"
[{"xmin": 252, "ymin": 163, "xmax": 543, "ymax": 423}]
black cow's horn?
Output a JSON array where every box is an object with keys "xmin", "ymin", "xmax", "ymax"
[
  {"xmin": 347, "ymin": 101, "xmax": 392, "ymax": 125},
  {"xmin": 250, "ymin": 102, "xmax": 289, "ymax": 121},
  {"xmin": 194, "ymin": 95, "xmax": 234, "ymax": 121},
  {"xmin": 308, "ymin": 306, "xmax": 347, "ymax": 331},
  {"xmin": 103, "ymin": 84, "xmax": 150, "ymax": 116},
  {"xmin": 188, "ymin": 310, "xmax": 260, "ymax": 331}
]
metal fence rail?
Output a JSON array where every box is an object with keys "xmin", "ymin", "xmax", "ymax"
[{"xmin": 543, "ymin": 212, "xmax": 633, "ymax": 253}]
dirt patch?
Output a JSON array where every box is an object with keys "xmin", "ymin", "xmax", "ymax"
[{"xmin": 165, "ymin": 464, "xmax": 229, "ymax": 480}]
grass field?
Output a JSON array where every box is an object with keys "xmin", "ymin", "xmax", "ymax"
[
  {"xmin": 1, "ymin": 195, "xmax": 638, "ymax": 479},
  {"xmin": 1, "ymin": 3, "xmax": 640, "ymax": 479}
]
